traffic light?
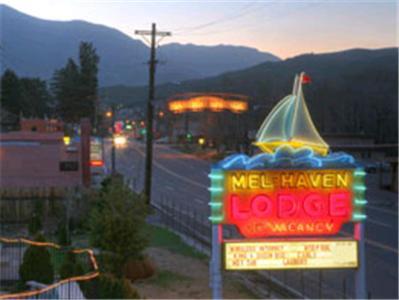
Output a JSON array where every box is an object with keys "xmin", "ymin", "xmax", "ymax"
[
  {"xmin": 198, "ymin": 137, "xmax": 205, "ymax": 146},
  {"xmin": 186, "ymin": 133, "xmax": 193, "ymax": 142},
  {"xmin": 140, "ymin": 128, "xmax": 147, "ymax": 136}
]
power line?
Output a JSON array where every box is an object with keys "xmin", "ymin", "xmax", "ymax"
[
  {"xmin": 173, "ymin": 2, "xmax": 260, "ymax": 34},
  {"xmin": 175, "ymin": 2, "xmax": 318, "ymax": 37}
]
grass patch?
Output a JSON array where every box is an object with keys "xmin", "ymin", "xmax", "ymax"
[
  {"xmin": 144, "ymin": 224, "xmax": 207, "ymax": 260},
  {"xmin": 146, "ymin": 270, "xmax": 191, "ymax": 288}
]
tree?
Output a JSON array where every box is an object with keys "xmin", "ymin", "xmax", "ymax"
[
  {"xmin": 1, "ymin": 69, "xmax": 22, "ymax": 116},
  {"xmin": 51, "ymin": 42, "xmax": 99, "ymax": 124},
  {"xmin": 89, "ymin": 176, "xmax": 148, "ymax": 277},
  {"xmin": 79, "ymin": 42, "xmax": 99, "ymax": 125},
  {"xmin": 1, "ymin": 69, "xmax": 53, "ymax": 119},
  {"xmin": 19, "ymin": 77, "xmax": 53, "ymax": 117},
  {"xmin": 19, "ymin": 234, "xmax": 54, "ymax": 284},
  {"xmin": 51, "ymin": 59, "xmax": 81, "ymax": 122}
]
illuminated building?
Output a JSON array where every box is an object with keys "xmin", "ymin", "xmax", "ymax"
[
  {"xmin": 168, "ymin": 93, "xmax": 248, "ymax": 114},
  {"xmin": 167, "ymin": 93, "xmax": 249, "ymax": 145}
]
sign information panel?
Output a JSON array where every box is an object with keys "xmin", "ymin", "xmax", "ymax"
[{"xmin": 224, "ymin": 240, "xmax": 358, "ymax": 270}]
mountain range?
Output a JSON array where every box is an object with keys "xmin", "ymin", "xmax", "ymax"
[
  {"xmin": 0, "ymin": 4, "xmax": 279, "ymax": 86},
  {"xmin": 100, "ymin": 47, "xmax": 398, "ymax": 143}
]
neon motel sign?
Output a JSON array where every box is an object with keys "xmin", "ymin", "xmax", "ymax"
[
  {"xmin": 209, "ymin": 168, "xmax": 367, "ymax": 238},
  {"xmin": 208, "ymin": 74, "xmax": 369, "ymax": 300}
]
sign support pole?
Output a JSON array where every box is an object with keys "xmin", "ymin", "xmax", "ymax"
[
  {"xmin": 355, "ymin": 222, "xmax": 367, "ymax": 299},
  {"xmin": 210, "ymin": 224, "xmax": 223, "ymax": 299}
]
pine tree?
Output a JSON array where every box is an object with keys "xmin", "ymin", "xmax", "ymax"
[
  {"xmin": 51, "ymin": 59, "xmax": 81, "ymax": 123},
  {"xmin": 51, "ymin": 42, "xmax": 99, "ymax": 124},
  {"xmin": 79, "ymin": 42, "xmax": 99, "ymax": 125},
  {"xmin": 1, "ymin": 69, "xmax": 22, "ymax": 116}
]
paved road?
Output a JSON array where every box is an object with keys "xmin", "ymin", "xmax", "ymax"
[{"xmin": 105, "ymin": 139, "xmax": 398, "ymax": 299}]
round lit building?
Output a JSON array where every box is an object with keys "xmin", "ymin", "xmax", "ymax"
[{"xmin": 166, "ymin": 93, "xmax": 249, "ymax": 149}]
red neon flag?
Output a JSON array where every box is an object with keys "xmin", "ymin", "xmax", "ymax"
[{"xmin": 302, "ymin": 73, "xmax": 312, "ymax": 84}]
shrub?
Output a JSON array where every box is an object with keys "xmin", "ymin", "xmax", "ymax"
[
  {"xmin": 56, "ymin": 219, "xmax": 70, "ymax": 246},
  {"xmin": 80, "ymin": 273, "xmax": 140, "ymax": 299},
  {"xmin": 89, "ymin": 176, "xmax": 148, "ymax": 277},
  {"xmin": 28, "ymin": 200, "xmax": 44, "ymax": 236},
  {"xmin": 28, "ymin": 214, "xmax": 42, "ymax": 236},
  {"xmin": 19, "ymin": 234, "xmax": 54, "ymax": 284},
  {"xmin": 59, "ymin": 251, "xmax": 84, "ymax": 279}
]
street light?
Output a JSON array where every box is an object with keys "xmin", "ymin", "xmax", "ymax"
[
  {"xmin": 106, "ymin": 111, "xmax": 112, "ymax": 118},
  {"xmin": 63, "ymin": 136, "xmax": 71, "ymax": 146},
  {"xmin": 198, "ymin": 137, "xmax": 206, "ymax": 146}
]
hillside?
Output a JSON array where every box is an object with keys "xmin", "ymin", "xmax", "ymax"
[
  {"xmin": 100, "ymin": 47, "xmax": 398, "ymax": 143},
  {"xmin": 0, "ymin": 4, "xmax": 279, "ymax": 86}
]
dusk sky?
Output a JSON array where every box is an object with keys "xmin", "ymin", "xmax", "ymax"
[{"xmin": 1, "ymin": 0, "xmax": 397, "ymax": 58}]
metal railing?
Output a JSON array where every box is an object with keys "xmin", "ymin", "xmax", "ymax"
[{"xmin": 152, "ymin": 195, "xmax": 357, "ymax": 299}]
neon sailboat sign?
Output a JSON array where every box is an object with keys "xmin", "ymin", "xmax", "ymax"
[{"xmin": 254, "ymin": 72, "xmax": 329, "ymax": 156}]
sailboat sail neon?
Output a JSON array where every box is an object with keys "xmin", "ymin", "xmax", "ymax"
[{"xmin": 254, "ymin": 72, "xmax": 329, "ymax": 156}]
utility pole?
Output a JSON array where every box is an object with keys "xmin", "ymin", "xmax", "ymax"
[
  {"xmin": 111, "ymin": 104, "xmax": 116, "ymax": 174},
  {"xmin": 135, "ymin": 23, "xmax": 171, "ymax": 206}
]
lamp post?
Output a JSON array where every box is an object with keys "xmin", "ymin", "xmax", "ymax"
[{"xmin": 106, "ymin": 106, "xmax": 116, "ymax": 174}]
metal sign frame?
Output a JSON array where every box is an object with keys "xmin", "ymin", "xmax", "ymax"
[{"xmin": 209, "ymin": 168, "xmax": 367, "ymax": 299}]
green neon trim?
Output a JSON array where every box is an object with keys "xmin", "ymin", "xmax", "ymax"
[
  {"xmin": 354, "ymin": 170, "xmax": 366, "ymax": 176},
  {"xmin": 208, "ymin": 187, "xmax": 223, "ymax": 193},
  {"xmin": 209, "ymin": 202, "xmax": 222, "ymax": 208},
  {"xmin": 352, "ymin": 213, "xmax": 367, "ymax": 220},
  {"xmin": 208, "ymin": 174, "xmax": 224, "ymax": 180},
  {"xmin": 354, "ymin": 185, "xmax": 367, "ymax": 191},
  {"xmin": 355, "ymin": 199, "xmax": 368, "ymax": 205},
  {"xmin": 209, "ymin": 216, "xmax": 223, "ymax": 222}
]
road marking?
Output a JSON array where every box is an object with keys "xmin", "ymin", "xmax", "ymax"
[
  {"xmin": 131, "ymin": 142, "xmax": 208, "ymax": 189},
  {"xmin": 365, "ymin": 238, "xmax": 399, "ymax": 254},
  {"xmin": 367, "ymin": 204, "xmax": 398, "ymax": 216},
  {"xmin": 194, "ymin": 198, "xmax": 204, "ymax": 205},
  {"xmin": 367, "ymin": 217, "xmax": 394, "ymax": 229},
  {"xmin": 165, "ymin": 186, "xmax": 174, "ymax": 191},
  {"xmin": 342, "ymin": 231, "xmax": 398, "ymax": 254}
]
